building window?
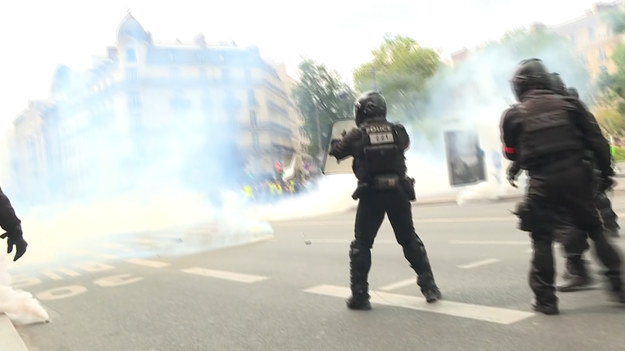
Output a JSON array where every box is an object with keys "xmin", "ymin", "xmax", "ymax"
[
  {"xmin": 250, "ymin": 111, "xmax": 257, "ymax": 128},
  {"xmin": 252, "ymin": 132, "xmax": 260, "ymax": 151},
  {"xmin": 126, "ymin": 49, "xmax": 136, "ymax": 62},
  {"xmin": 127, "ymin": 92, "xmax": 141, "ymax": 110},
  {"xmin": 248, "ymin": 89, "xmax": 257, "ymax": 106},
  {"xmin": 125, "ymin": 68, "xmax": 138, "ymax": 82},
  {"xmin": 598, "ymin": 48, "xmax": 607, "ymax": 62},
  {"xmin": 588, "ymin": 27, "xmax": 595, "ymax": 42}
]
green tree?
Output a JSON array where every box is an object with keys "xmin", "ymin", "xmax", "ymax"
[
  {"xmin": 292, "ymin": 59, "xmax": 355, "ymax": 162},
  {"xmin": 596, "ymin": 44, "xmax": 625, "ymax": 136},
  {"xmin": 353, "ymin": 35, "xmax": 441, "ymax": 122},
  {"xmin": 595, "ymin": 7, "xmax": 625, "ymax": 137}
]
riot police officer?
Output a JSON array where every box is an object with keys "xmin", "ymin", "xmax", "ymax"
[
  {"xmin": 329, "ymin": 91, "xmax": 441, "ymax": 310},
  {"xmin": 566, "ymin": 86, "xmax": 620, "ymax": 238},
  {"xmin": 501, "ymin": 58, "xmax": 625, "ymax": 315},
  {"xmin": 0, "ymin": 186, "xmax": 27, "ymax": 261},
  {"xmin": 549, "ymin": 73, "xmax": 620, "ymax": 292}
]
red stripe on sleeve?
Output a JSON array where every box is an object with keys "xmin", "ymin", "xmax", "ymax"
[{"xmin": 504, "ymin": 146, "xmax": 516, "ymax": 154}]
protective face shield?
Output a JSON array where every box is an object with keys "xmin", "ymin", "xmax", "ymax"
[
  {"xmin": 354, "ymin": 91, "xmax": 387, "ymax": 126},
  {"xmin": 549, "ymin": 72, "xmax": 567, "ymax": 95},
  {"xmin": 510, "ymin": 58, "xmax": 550, "ymax": 101}
]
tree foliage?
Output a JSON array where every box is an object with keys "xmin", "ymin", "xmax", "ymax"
[
  {"xmin": 596, "ymin": 44, "xmax": 625, "ymax": 137},
  {"xmin": 353, "ymin": 35, "xmax": 441, "ymax": 122},
  {"xmin": 291, "ymin": 59, "xmax": 355, "ymax": 161}
]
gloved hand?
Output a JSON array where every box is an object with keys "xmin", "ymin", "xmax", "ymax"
[
  {"xmin": 599, "ymin": 177, "xmax": 616, "ymax": 193},
  {"xmin": 329, "ymin": 139, "xmax": 341, "ymax": 157},
  {"xmin": 1, "ymin": 231, "xmax": 27, "ymax": 261}
]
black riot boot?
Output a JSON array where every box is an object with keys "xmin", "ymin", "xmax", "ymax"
[
  {"xmin": 346, "ymin": 241, "xmax": 372, "ymax": 310},
  {"xmin": 346, "ymin": 283, "xmax": 371, "ymax": 310},
  {"xmin": 588, "ymin": 228, "xmax": 625, "ymax": 303},
  {"xmin": 607, "ymin": 277, "xmax": 625, "ymax": 304},
  {"xmin": 557, "ymin": 255, "xmax": 594, "ymax": 292},
  {"xmin": 404, "ymin": 238, "xmax": 441, "ymax": 303},
  {"xmin": 532, "ymin": 298, "xmax": 560, "ymax": 315}
]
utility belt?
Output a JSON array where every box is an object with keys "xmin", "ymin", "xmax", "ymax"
[
  {"xmin": 352, "ymin": 174, "xmax": 416, "ymax": 201},
  {"xmin": 525, "ymin": 151, "xmax": 583, "ymax": 176}
]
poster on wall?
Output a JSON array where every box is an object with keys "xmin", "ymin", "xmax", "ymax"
[
  {"xmin": 322, "ymin": 119, "xmax": 357, "ymax": 175},
  {"xmin": 444, "ymin": 129, "xmax": 486, "ymax": 187}
]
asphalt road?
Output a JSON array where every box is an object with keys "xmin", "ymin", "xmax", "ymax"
[{"xmin": 9, "ymin": 195, "xmax": 625, "ymax": 351}]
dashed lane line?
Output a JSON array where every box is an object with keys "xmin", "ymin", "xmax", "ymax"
[
  {"xmin": 450, "ymin": 240, "xmax": 528, "ymax": 245},
  {"xmin": 181, "ymin": 267, "xmax": 268, "ymax": 283},
  {"xmin": 125, "ymin": 258, "xmax": 172, "ymax": 268},
  {"xmin": 458, "ymin": 258, "xmax": 501, "ymax": 269},
  {"xmin": 304, "ymin": 284, "xmax": 535, "ymax": 325},
  {"xmin": 272, "ymin": 216, "xmax": 514, "ymax": 226},
  {"xmin": 379, "ymin": 278, "xmax": 416, "ymax": 291}
]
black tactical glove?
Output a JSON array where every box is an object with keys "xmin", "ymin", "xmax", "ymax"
[
  {"xmin": 328, "ymin": 139, "xmax": 341, "ymax": 157},
  {"xmin": 507, "ymin": 163, "xmax": 521, "ymax": 188},
  {"xmin": 507, "ymin": 174, "xmax": 518, "ymax": 188},
  {"xmin": 1, "ymin": 230, "xmax": 27, "ymax": 261},
  {"xmin": 599, "ymin": 177, "xmax": 616, "ymax": 193}
]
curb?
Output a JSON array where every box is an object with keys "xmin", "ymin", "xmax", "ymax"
[
  {"xmin": 0, "ymin": 314, "xmax": 28, "ymax": 351},
  {"xmin": 414, "ymin": 181, "xmax": 625, "ymax": 206}
]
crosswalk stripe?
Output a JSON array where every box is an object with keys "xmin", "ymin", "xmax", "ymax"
[
  {"xmin": 450, "ymin": 240, "xmax": 528, "ymax": 245},
  {"xmin": 181, "ymin": 267, "xmax": 268, "ymax": 283},
  {"xmin": 304, "ymin": 285, "xmax": 534, "ymax": 325},
  {"xmin": 458, "ymin": 258, "xmax": 501, "ymax": 269},
  {"xmin": 379, "ymin": 278, "xmax": 415, "ymax": 291},
  {"xmin": 126, "ymin": 258, "xmax": 171, "ymax": 268}
]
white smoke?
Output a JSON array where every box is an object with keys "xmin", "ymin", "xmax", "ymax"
[
  {"xmin": 250, "ymin": 174, "xmax": 356, "ymax": 221},
  {"xmin": 405, "ymin": 29, "xmax": 591, "ymax": 205},
  {"xmin": 0, "ymin": 255, "xmax": 49, "ymax": 325}
]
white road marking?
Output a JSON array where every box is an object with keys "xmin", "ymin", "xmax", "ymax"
[
  {"xmin": 42, "ymin": 268, "xmax": 81, "ymax": 280},
  {"xmin": 181, "ymin": 267, "xmax": 268, "ymax": 283},
  {"xmin": 458, "ymin": 258, "xmax": 501, "ymax": 269},
  {"xmin": 272, "ymin": 216, "xmax": 514, "ymax": 226},
  {"xmin": 379, "ymin": 278, "xmax": 415, "ymax": 291},
  {"xmin": 126, "ymin": 258, "xmax": 171, "ymax": 268},
  {"xmin": 307, "ymin": 239, "xmax": 395, "ymax": 244},
  {"xmin": 415, "ymin": 217, "xmax": 513, "ymax": 223},
  {"xmin": 304, "ymin": 285, "xmax": 534, "ymax": 325},
  {"xmin": 450, "ymin": 240, "xmax": 528, "ymax": 245},
  {"xmin": 75, "ymin": 250, "xmax": 120, "ymax": 260}
]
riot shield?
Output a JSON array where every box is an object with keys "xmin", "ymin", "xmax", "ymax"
[
  {"xmin": 321, "ymin": 119, "xmax": 357, "ymax": 175},
  {"xmin": 444, "ymin": 129, "xmax": 486, "ymax": 186}
]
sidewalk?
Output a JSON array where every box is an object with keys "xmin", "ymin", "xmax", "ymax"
[{"xmin": 0, "ymin": 314, "xmax": 28, "ymax": 351}]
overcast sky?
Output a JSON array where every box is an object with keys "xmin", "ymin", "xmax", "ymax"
[{"xmin": 0, "ymin": 0, "xmax": 613, "ymax": 132}]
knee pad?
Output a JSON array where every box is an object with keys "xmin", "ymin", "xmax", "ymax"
[{"xmin": 349, "ymin": 240, "xmax": 368, "ymax": 259}]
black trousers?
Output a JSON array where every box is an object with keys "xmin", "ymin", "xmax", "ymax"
[
  {"xmin": 526, "ymin": 160, "xmax": 622, "ymax": 304},
  {"xmin": 349, "ymin": 187, "xmax": 436, "ymax": 296}
]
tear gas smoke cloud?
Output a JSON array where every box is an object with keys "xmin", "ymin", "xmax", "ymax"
[
  {"xmin": 0, "ymin": 28, "xmax": 593, "ymax": 323},
  {"xmin": 398, "ymin": 32, "xmax": 591, "ymax": 204},
  {"xmin": 0, "ymin": 255, "xmax": 49, "ymax": 324}
]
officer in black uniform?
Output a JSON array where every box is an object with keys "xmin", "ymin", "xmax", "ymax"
[
  {"xmin": 329, "ymin": 91, "xmax": 441, "ymax": 310},
  {"xmin": 0, "ymin": 187, "xmax": 27, "ymax": 261},
  {"xmin": 501, "ymin": 58, "xmax": 625, "ymax": 315},
  {"xmin": 566, "ymin": 86, "xmax": 619, "ymax": 238}
]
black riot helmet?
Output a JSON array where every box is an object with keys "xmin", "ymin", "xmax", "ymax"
[
  {"xmin": 510, "ymin": 58, "xmax": 551, "ymax": 101},
  {"xmin": 549, "ymin": 72, "xmax": 568, "ymax": 95},
  {"xmin": 354, "ymin": 91, "xmax": 387, "ymax": 126},
  {"xmin": 567, "ymin": 87, "xmax": 579, "ymax": 98}
]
